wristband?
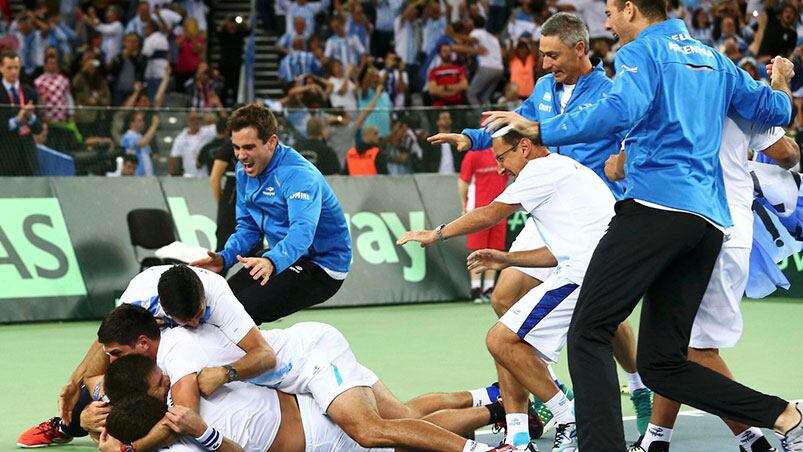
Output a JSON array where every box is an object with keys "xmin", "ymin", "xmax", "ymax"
[
  {"xmin": 120, "ymin": 444, "xmax": 135, "ymax": 452},
  {"xmin": 195, "ymin": 425, "xmax": 223, "ymax": 451},
  {"xmin": 435, "ymin": 224, "xmax": 447, "ymax": 242}
]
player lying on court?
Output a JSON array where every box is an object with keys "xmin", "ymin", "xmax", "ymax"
[
  {"xmin": 90, "ymin": 304, "xmax": 540, "ymax": 452},
  {"xmin": 398, "ymin": 128, "xmax": 620, "ymax": 452}
]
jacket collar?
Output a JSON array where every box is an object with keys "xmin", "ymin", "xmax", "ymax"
[{"xmin": 637, "ymin": 19, "xmax": 688, "ymax": 40}]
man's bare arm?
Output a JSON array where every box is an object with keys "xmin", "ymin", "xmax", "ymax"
[{"xmin": 197, "ymin": 326, "xmax": 277, "ymax": 396}]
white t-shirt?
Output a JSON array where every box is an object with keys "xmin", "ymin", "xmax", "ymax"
[
  {"xmin": 558, "ymin": 84, "xmax": 575, "ymax": 113},
  {"xmin": 120, "ymin": 265, "xmax": 255, "ymax": 346},
  {"xmin": 719, "ymin": 116, "xmax": 785, "ymax": 249},
  {"xmin": 142, "ymin": 32, "xmax": 170, "ymax": 79},
  {"xmin": 470, "ymin": 28, "xmax": 503, "ymax": 70},
  {"xmin": 327, "ymin": 76, "xmax": 358, "ymax": 112},
  {"xmin": 95, "ymin": 21, "xmax": 124, "ymax": 65},
  {"xmin": 170, "ymin": 124, "xmax": 217, "ymax": 176},
  {"xmin": 156, "ymin": 326, "xmax": 281, "ymax": 452},
  {"xmin": 494, "ymin": 154, "xmax": 615, "ymax": 284}
]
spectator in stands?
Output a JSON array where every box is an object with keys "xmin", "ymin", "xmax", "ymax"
[
  {"xmin": 508, "ymin": 39, "xmax": 536, "ymax": 100},
  {"xmin": 689, "ymin": 8, "xmax": 713, "ymax": 46},
  {"xmin": 207, "ymin": 116, "xmax": 238, "ymax": 248},
  {"xmin": 713, "ymin": 16, "xmax": 747, "ymax": 51},
  {"xmin": 198, "ymin": 117, "xmax": 229, "ymax": 179},
  {"xmin": 34, "ymin": 53, "xmax": 72, "ymax": 123},
  {"xmin": 486, "ymin": 0, "xmax": 509, "ymax": 34},
  {"xmin": 422, "ymin": 0, "xmax": 447, "ymax": 56},
  {"xmin": 121, "ymin": 153, "xmax": 139, "ymax": 176},
  {"xmin": 466, "ymin": 15, "xmax": 504, "ymax": 106},
  {"xmin": 216, "ymin": 15, "xmax": 250, "ymax": 105},
  {"xmin": 72, "ymin": 55, "xmax": 111, "ymax": 138},
  {"xmin": 720, "ymin": 36, "xmax": 744, "ymax": 63},
  {"xmin": 325, "ymin": 84, "xmax": 386, "ymax": 164},
  {"xmin": 185, "ymin": 62, "xmax": 224, "ymax": 110},
  {"xmin": 175, "ymin": 17, "xmax": 206, "ymax": 90},
  {"xmin": 379, "ymin": 52, "xmax": 409, "ymax": 109},
  {"xmin": 385, "ymin": 118, "xmax": 422, "ymax": 174},
  {"xmin": 12, "ymin": 12, "xmax": 47, "ymax": 79},
  {"xmin": 125, "ymin": 1, "xmax": 155, "ymax": 37},
  {"xmin": 428, "ymin": 44, "xmax": 468, "ymax": 106},
  {"xmin": 496, "ymin": 82, "xmax": 522, "ymax": 111},
  {"xmin": 346, "ymin": 1, "xmax": 372, "ymax": 52},
  {"xmin": 324, "ymin": 15, "xmax": 364, "ymax": 68},
  {"xmin": 343, "ymin": 125, "xmax": 388, "ymax": 175},
  {"xmin": 357, "ymin": 65, "xmax": 392, "ymax": 137},
  {"xmin": 44, "ymin": 13, "xmax": 78, "ymax": 65},
  {"xmin": 70, "ymin": 31, "xmax": 106, "ymax": 79},
  {"xmin": 278, "ymin": 37, "xmax": 322, "ymax": 87},
  {"xmin": 421, "ymin": 110, "xmax": 461, "ymax": 174},
  {"xmin": 286, "ymin": 0, "xmax": 328, "ymax": 39},
  {"xmin": 276, "ymin": 16, "xmax": 309, "ymax": 55},
  {"xmin": 752, "ymin": 1, "xmax": 798, "ymax": 62},
  {"xmin": 168, "ymin": 110, "xmax": 217, "ymax": 176},
  {"xmin": 326, "ymin": 59, "xmax": 358, "ymax": 112},
  {"xmin": 32, "ymin": 122, "xmax": 75, "ymax": 176},
  {"xmin": 109, "ymin": 33, "xmax": 146, "ymax": 106},
  {"xmin": 296, "ymin": 117, "xmax": 341, "ymax": 175},
  {"xmin": 739, "ymin": 56, "xmax": 764, "ymax": 82},
  {"xmin": 184, "ymin": 0, "xmax": 210, "ymax": 32},
  {"xmin": 87, "ymin": 5, "xmax": 124, "ymax": 66},
  {"xmin": 505, "ymin": 0, "xmax": 540, "ymax": 43},
  {"xmin": 0, "ymin": 51, "xmax": 42, "ymax": 176},
  {"xmin": 373, "ymin": 0, "xmax": 402, "ymax": 58},
  {"xmin": 395, "ymin": 0, "xmax": 423, "ymax": 92},
  {"xmin": 121, "ymin": 110, "xmax": 159, "ymax": 176},
  {"xmin": 141, "ymin": 19, "xmax": 169, "ymax": 99}
]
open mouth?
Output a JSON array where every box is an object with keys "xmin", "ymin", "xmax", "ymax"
[{"xmin": 242, "ymin": 161, "xmax": 256, "ymax": 170}]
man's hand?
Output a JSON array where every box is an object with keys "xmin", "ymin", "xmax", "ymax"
[
  {"xmin": 80, "ymin": 401, "xmax": 111, "ymax": 433},
  {"xmin": 768, "ymin": 56, "xmax": 794, "ymax": 85},
  {"xmin": 480, "ymin": 111, "xmax": 541, "ymax": 142},
  {"xmin": 164, "ymin": 406, "xmax": 207, "ymax": 437},
  {"xmin": 396, "ymin": 230, "xmax": 438, "ymax": 247},
  {"xmin": 427, "ymin": 133, "xmax": 472, "ymax": 152},
  {"xmin": 237, "ymin": 255, "xmax": 274, "ymax": 286},
  {"xmin": 604, "ymin": 153, "xmax": 625, "ymax": 181},
  {"xmin": 58, "ymin": 381, "xmax": 81, "ymax": 425},
  {"xmin": 196, "ymin": 366, "xmax": 227, "ymax": 397},
  {"xmin": 189, "ymin": 251, "xmax": 225, "ymax": 273},
  {"xmin": 467, "ymin": 249, "xmax": 510, "ymax": 272},
  {"xmin": 98, "ymin": 428, "xmax": 124, "ymax": 452}
]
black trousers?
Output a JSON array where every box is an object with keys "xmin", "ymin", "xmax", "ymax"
[
  {"xmin": 567, "ymin": 200, "xmax": 788, "ymax": 451},
  {"xmin": 228, "ymin": 258, "xmax": 344, "ymax": 324}
]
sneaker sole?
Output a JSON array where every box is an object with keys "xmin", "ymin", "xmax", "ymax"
[
  {"xmin": 16, "ymin": 442, "xmax": 52, "ymax": 448},
  {"xmin": 542, "ymin": 418, "xmax": 557, "ymax": 434}
]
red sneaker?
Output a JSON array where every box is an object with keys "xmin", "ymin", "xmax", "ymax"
[{"xmin": 16, "ymin": 418, "xmax": 73, "ymax": 448}]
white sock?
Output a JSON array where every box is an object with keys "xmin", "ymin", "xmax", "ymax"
[
  {"xmin": 627, "ymin": 371, "xmax": 647, "ymax": 394},
  {"xmin": 471, "ymin": 278, "xmax": 482, "ymax": 289},
  {"xmin": 469, "ymin": 388, "xmax": 496, "ymax": 407},
  {"xmin": 544, "ymin": 391, "xmax": 575, "ymax": 424},
  {"xmin": 642, "ymin": 424, "xmax": 672, "ymax": 450},
  {"xmin": 504, "ymin": 413, "xmax": 530, "ymax": 447},
  {"xmin": 463, "ymin": 440, "xmax": 492, "ymax": 451},
  {"xmin": 547, "ymin": 365, "xmax": 558, "ymax": 382},
  {"xmin": 483, "ymin": 278, "xmax": 495, "ymax": 291},
  {"xmin": 736, "ymin": 427, "xmax": 765, "ymax": 450}
]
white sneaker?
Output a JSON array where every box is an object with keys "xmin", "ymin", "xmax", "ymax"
[
  {"xmin": 780, "ymin": 403, "xmax": 803, "ymax": 452},
  {"xmin": 552, "ymin": 422, "xmax": 578, "ymax": 452}
]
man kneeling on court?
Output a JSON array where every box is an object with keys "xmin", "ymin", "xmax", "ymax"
[
  {"xmin": 398, "ymin": 129, "xmax": 617, "ymax": 452},
  {"xmin": 94, "ymin": 304, "xmax": 517, "ymax": 452}
]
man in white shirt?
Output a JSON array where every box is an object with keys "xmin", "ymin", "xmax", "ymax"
[
  {"xmin": 169, "ymin": 111, "xmax": 217, "ymax": 176},
  {"xmin": 141, "ymin": 20, "xmax": 170, "ymax": 98},
  {"xmin": 398, "ymin": 129, "xmax": 617, "ymax": 451},
  {"xmin": 324, "ymin": 15, "xmax": 365, "ymax": 68},
  {"xmin": 466, "ymin": 16, "xmax": 504, "ymax": 106},
  {"xmin": 91, "ymin": 6, "xmax": 124, "ymax": 65}
]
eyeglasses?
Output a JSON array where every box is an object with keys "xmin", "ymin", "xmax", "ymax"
[{"xmin": 495, "ymin": 143, "xmax": 518, "ymax": 163}]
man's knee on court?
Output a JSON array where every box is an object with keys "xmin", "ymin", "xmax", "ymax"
[{"xmin": 486, "ymin": 323, "xmax": 519, "ymax": 360}]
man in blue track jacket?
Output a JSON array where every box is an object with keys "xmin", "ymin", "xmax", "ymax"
[
  {"xmin": 478, "ymin": 0, "xmax": 803, "ymax": 450},
  {"xmin": 191, "ymin": 104, "xmax": 351, "ymax": 324}
]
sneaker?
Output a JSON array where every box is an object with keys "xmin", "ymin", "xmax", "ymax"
[
  {"xmin": 490, "ymin": 399, "xmax": 545, "ymax": 440},
  {"xmin": 472, "ymin": 288, "xmax": 485, "ymax": 303},
  {"xmin": 779, "ymin": 403, "xmax": 803, "ymax": 452},
  {"xmin": 534, "ymin": 384, "xmax": 572, "ymax": 434},
  {"xmin": 552, "ymin": 422, "xmax": 579, "ymax": 452},
  {"xmin": 631, "ymin": 388, "xmax": 653, "ymax": 436},
  {"xmin": 490, "ymin": 443, "xmax": 539, "ymax": 451},
  {"xmin": 16, "ymin": 417, "xmax": 73, "ymax": 448},
  {"xmin": 482, "ymin": 287, "xmax": 494, "ymax": 303},
  {"xmin": 741, "ymin": 435, "xmax": 777, "ymax": 452}
]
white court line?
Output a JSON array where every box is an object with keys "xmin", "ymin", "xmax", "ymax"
[{"xmin": 473, "ymin": 399, "xmax": 803, "ymax": 436}]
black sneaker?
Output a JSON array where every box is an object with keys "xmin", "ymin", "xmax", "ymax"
[
  {"xmin": 471, "ymin": 288, "xmax": 485, "ymax": 303},
  {"xmin": 779, "ymin": 403, "xmax": 803, "ymax": 451},
  {"xmin": 740, "ymin": 435, "xmax": 777, "ymax": 452}
]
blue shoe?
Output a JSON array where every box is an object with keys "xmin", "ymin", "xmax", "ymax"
[{"xmin": 630, "ymin": 388, "xmax": 653, "ymax": 436}]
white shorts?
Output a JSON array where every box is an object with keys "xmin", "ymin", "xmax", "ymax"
[
  {"xmin": 499, "ymin": 274, "xmax": 580, "ymax": 363},
  {"xmin": 260, "ymin": 322, "xmax": 379, "ymax": 413},
  {"xmin": 509, "ymin": 219, "xmax": 555, "ymax": 283},
  {"xmin": 689, "ymin": 247, "xmax": 750, "ymax": 349},
  {"xmin": 297, "ymin": 393, "xmax": 393, "ymax": 452}
]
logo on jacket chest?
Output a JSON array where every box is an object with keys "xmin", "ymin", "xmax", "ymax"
[
  {"xmin": 263, "ymin": 186, "xmax": 276, "ymax": 196},
  {"xmin": 538, "ymin": 103, "xmax": 552, "ymax": 112}
]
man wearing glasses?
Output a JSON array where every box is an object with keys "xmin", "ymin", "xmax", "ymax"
[{"xmin": 397, "ymin": 128, "xmax": 615, "ymax": 451}]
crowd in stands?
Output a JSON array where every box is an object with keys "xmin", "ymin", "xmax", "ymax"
[{"xmin": 0, "ymin": 0, "xmax": 802, "ymax": 177}]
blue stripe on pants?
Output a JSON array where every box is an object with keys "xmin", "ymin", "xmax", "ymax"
[{"xmin": 516, "ymin": 283, "xmax": 579, "ymax": 339}]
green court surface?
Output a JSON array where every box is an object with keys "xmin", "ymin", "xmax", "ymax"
[{"xmin": 1, "ymin": 298, "xmax": 801, "ymax": 451}]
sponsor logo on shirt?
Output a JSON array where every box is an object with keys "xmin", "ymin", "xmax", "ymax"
[
  {"xmin": 668, "ymin": 42, "xmax": 713, "ymax": 58},
  {"xmin": 620, "ymin": 64, "xmax": 639, "ymax": 73},
  {"xmin": 542, "ymin": 92, "xmax": 552, "ymax": 101},
  {"xmin": 263, "ymin": 186, "xmax": 275, "ymax": 196},
  {"xmin": 539, "ymin": 103, "xmax": 552, "ymax": 112},
  {"xmin": 289, "ymin": 191, "xmax": 311, "ymax": 201}
]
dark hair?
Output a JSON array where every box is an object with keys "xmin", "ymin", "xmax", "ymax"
[
  {"xmin": 157, "ymin": 265, "xmax": 204, "ymax": 320},
  {"xmin": 227, "ymin": 103, "xmax": 279, "ymax": 143},
  {"xmin": 0, "ymin": 50, "xmax": 19, "ymax": 64},
  {"xmin": 472, "ymin": 14, "xmax": 486, "ymax": 29},
  {"xmin": 104, "ymin": 354, "xmax": 156, "ymax": 403},
  {"xmin": 613, "ymin": 0, "xmax": 667, "ymax": 21},
  {"xmin": 106, "ymin": 395, "xmax": 167, "ymax": 444},
  {"xmin": 451, "ymin": 21, "xmax": 466, "ymax": 34},
  {"xmin": 97, "ymin": 304, "xmax": 160, "ymax": 346},
  {"xmin": 498, "ymin": 129, "xmax": 527, "ymax": 147},
  {"xmin": 123, "ymin": 154, "xmax": 139, "ymax": 164}
]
